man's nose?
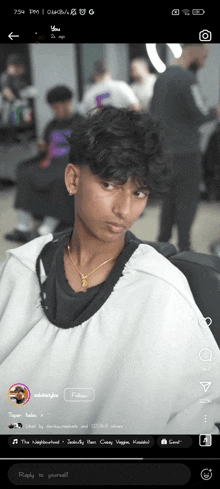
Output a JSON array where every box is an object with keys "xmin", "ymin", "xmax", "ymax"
[{"xmin": 113, "ymin": 193, "xmax": 132, "ymax": 218}]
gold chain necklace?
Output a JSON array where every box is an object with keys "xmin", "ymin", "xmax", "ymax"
[{"xmin": 67, "ymin": 239, "xmax": 119, "ymax": 288}]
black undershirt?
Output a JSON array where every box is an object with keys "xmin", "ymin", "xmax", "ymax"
[{"xmin": 36, "ymin": 229, "xmax": 142, "ymax": 329}]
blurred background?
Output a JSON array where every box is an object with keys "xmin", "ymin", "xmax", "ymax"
[{"xmin": 0, "ymin": 42, "xmax": 220, "ymax": 262}]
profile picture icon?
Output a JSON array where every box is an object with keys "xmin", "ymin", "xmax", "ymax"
[
  {"xmin": 8, "ymin": 384, "xmax": 30, "ymax": 405},
  {"xmin": 8, "ymin": 423, "xmax": 23, "ymax": 429}
]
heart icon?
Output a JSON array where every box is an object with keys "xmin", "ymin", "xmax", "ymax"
[{"xmin": 199, "ymin": 317, "xmax": 212, "ymax": 328}]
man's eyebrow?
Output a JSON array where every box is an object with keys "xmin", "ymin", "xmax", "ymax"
[
  {"xmin": 135, "ymin": 184, "xmax": 150, "ymax": 191},
  {"xmin": 98, "ymin": 176, "xmax": 150, "ymax": 190}
]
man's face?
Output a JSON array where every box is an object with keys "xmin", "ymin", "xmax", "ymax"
[
  {"xmin": 130, "ymin": 61, "xmax": 140, "ymax": 80},
  {"xmin": 7, "ymin": 64, "xmax": 25, "ymax": 76},
  {"xmin": 51, "ymin": 100, "xmax": 73, "ymax": 120},
  {"xmin": 15, "ymin": 390, "xmax": 24, "ymax": 400},
  {"xmin": 69, "ymin": 165, "xmax": 149, "ymax": 243},
  {"xmin": 198, "ymin": 44, "xmax": 210, "ymax": 66},
  {"xmin": 189, "ymin": 44, "xmax": 209, "ymax": 70},
  {"xmin": 130, "ymin": 60, "xmax": 148, "ymax": 81}
]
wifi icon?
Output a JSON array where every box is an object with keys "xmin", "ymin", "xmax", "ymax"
[{"xmin": 182, "ymin": 9, "xmax": 190, "ymax": 15}]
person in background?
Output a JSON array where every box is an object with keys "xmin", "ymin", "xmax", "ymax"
[
  {"xmin": 204, "ymin": 122, "xmax": 220, "ymax": 258},
  {"xmin": 130, "ymin": 58, "xmax": 157, "ymax": 111},
  {"xmin": 5, "ymin": 85, "xmax": 85, "ymax": 243},
  {"xmin": 0, "ymin": 54, "xmax": 35, "ymax": 139},
  {"xmin": 80, "ymin": 60, "xmax": 140, "ymax": 114},
  {"xmin": 150, "ymin": 43, "xmax": 220, "ymax": 252}
]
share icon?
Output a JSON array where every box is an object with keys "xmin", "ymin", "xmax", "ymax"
[{"xmin": 199, "ymin": 382, "xmax": 212, "ymax": 393}]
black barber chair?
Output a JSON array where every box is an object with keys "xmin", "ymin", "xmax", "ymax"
[
  {"xmin": 146, "ymin": 241, "xmax": 220, "ymax": 432},
  {"xmin": 145, "ymin": 241, "xmax": 220, "ymax": 349}
]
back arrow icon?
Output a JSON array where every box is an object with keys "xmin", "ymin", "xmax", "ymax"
[{"xmin": 8, "ymin": 32, "xmax": 19, "ymax": 41}]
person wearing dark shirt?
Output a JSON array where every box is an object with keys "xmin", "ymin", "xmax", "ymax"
[
  {"xmin": 0, "ymin": 53, "xmax": 36, "ymax": 145},
  {"xmin": 150, "ymin": 43, "xmax": 220, "ymax": 251},
  {"xmin": 0, "ymin": 54, "xmax": 28, "ymax": 127},
  {"xmin": 5, "ymin": 85, "xmax": 85, "ymax": 243}
]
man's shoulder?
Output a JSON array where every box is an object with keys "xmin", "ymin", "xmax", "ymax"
[
  {"xmin": 126, "ymin": 243, "xmax": 203, "ymax": 317},
  {"xmin": 93, "ymin": 79, "xmax": 130, "ymax": 93},
  {"xmin": 111, "ymin": 80, "xmax": 132, "ymax": 92},
  {"xmin": 60, "ymin": 113, "xmax": 85, "ymax": 131},
  {"xmin": 156, "ymin": 65, "xmax": 191, "ymax": 83},
  {"xmin": 43, "ymin": 117, "xmax": 57, "ymax": 133},
  {"xmin": 129, "ymin": 242, "xmax": 192, "ymax": 296},
  {"xmin": 72, "ymin": 112, "xmax": 85, "ymax": 122},
  {"xmin": 3, "ymin": 233, "xmax": 54, "ymax": 274},
  {"xmin": 68, "ymin": 112, "xmax": 84, "ymax": 122},
  {"xmin": 172, "ymin": 66, "xmax": 196, "ymax": 85}
]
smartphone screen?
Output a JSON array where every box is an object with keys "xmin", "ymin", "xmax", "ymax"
[{"xmin": 0, "ymin": 6, "xmax": 220, "ymax": 487}]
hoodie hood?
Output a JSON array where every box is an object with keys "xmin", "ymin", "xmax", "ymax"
[
  {"xmin": 5, "ymin": 233, "xmax": 53, "ymax": 278},
  {"xmin": 5, "ymin": 229, "xmax": 194, "ymax": 315}
]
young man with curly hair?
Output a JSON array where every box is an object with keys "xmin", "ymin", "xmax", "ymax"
[
  {"xmin": 5, "ymin": 85, "xmax": 84, "ymax": 243},
  {"xmin": 0, "ymin": 106, "xmax": 220, "ymax": 435}
]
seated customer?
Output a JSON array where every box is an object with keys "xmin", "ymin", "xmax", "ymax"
[
  {"xmin": 5, "ymin": 84, "xmax": 84, "ymax": 243},
  {"xmin": 0, "ymin": 106, "xmax": 220, "ymax": 435},
  {"xmin": 0, "ymin": 54, "xmax": 29, "ymax": 128}
]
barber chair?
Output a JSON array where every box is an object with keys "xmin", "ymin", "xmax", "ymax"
[
  {"xmin": 146, "ymin": 241, "xmax": 220, "ymax": 432},
  {"xmin": 145, "ymin": 241, "xmax": 220, "ymax": 349}
]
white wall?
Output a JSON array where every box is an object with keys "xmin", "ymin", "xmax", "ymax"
[
  {"xmin": 81, "ymin": 43, "xmax": 104, "ymax": 88},
  {"xmin": 29, "ymin": 43, "xmax": 129, "ymax": 137},
  {"xmin": 29, "ymin": 43, "xmax": 78, "ymax": 139},
  {"xmin": 197, "ymin": 44, "xmax": 220, "ymax": 151},
  {"xmin": 104, "ymin": 44, "xmax": 129, "ymax": 82}
]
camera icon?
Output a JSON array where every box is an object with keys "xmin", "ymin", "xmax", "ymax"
[{"xmin": 199, "ymin": 29, "xmax": 212, "ymax": 42}]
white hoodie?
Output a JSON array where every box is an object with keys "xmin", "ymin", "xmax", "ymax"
[{"xmin": 0, "ymin": 233, "xmax": 220, "ymax": 435}]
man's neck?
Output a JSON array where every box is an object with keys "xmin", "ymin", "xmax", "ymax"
[
  {"xmin": 69, "ymin": 223, "xmax": 126, "ymax": 268},
  {"xmin": 57, "ymin": 110, "xmax": 75, "ymax": 122},
  {"xmin": 174, "ymin": 57, "xmax": 200, "ymax": 74},
  {"xmin": 95, "ymin": 74, "xmax": 111, "ymax": 83},
  {"xmin": 174, "ymin": 57, "xmax": 188, "ymax": 69}
]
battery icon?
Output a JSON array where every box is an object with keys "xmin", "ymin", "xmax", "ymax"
[{"xmin": 192, "ymin": 9, "xmax": 205, "ymax": 15}]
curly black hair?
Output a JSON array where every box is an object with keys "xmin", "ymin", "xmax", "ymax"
[
  {"xmin": 68, "ymin": 105, "xmax": 172, "ymax": 195},
  {"xmin": 46, "ymin": 85, "xmax": 74, "ymax": 105},
  {"xmin": 14, "ymin": 386, "xmax": 25, "ymax": 393}
]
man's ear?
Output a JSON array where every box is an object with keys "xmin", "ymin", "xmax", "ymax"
[{"xmin": 65, "ymin": 163, "xmax": 81, "ymax": 195}]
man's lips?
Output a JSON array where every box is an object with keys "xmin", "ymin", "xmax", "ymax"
[
  {"xmin": 107, "ymin": 222, "xmax": 126, "ymax": 229},
  {"xmin": 106, "ymin": 222, "xmax": 127, "ymax": 232}
]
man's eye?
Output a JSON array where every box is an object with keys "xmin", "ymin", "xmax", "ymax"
[
  {"xmin": 135, "ymin": 190, "xmax": 150, "ymax": 198},
  {"xmin": 102, "ymin": 182, "xmax": 115, "ymax": 190}
]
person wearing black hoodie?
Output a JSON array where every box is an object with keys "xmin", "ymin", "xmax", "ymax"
[{"xmin": 150, "ymin": 43, "xmax": 220, "ymax": 251}]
